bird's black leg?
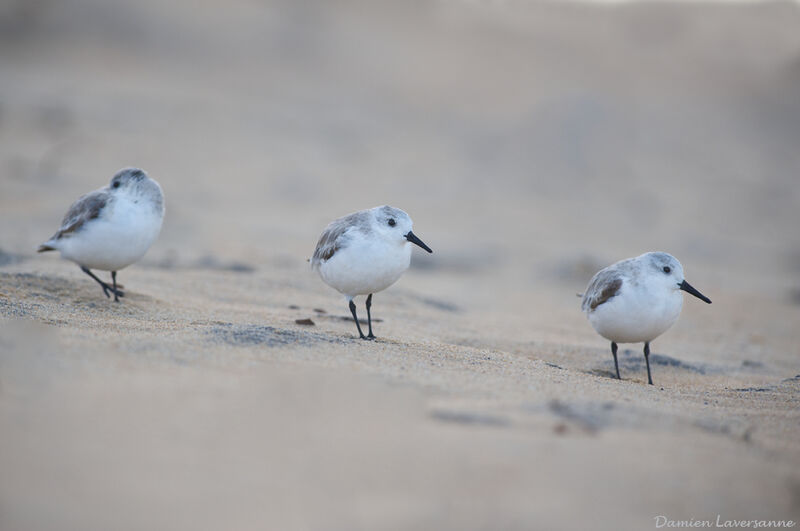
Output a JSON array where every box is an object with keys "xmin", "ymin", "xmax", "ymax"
[
  {"xmin": 365, "ymin": 293, "xmax": 375, "ymax": 339},
  {"xmin": 80, "ymin": 266, "xmax": 122, "ymax": 300},
  {"xmin": 349, "ymin": 299, "xmax": 367, "ymax": 340},
  {"xmin": 611, "ymin": 341, "xmax": 621, "ymax": 380},
  {"xmin": 643, "ymin": 342, "xmax": 653, "ymax": 385},
  {"xmin": 110, "ymin": 271, "xmax": 123, "ymax": 302}
]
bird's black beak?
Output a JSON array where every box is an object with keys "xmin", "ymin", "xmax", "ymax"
[
  {"xmin": 405, "ymin": 231, "xmax": 432, "ymax": 253},
  {"xmin": 679, "ymin": 280, "xmax": 711, "ymax": 304}
]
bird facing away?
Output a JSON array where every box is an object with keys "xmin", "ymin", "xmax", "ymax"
[
  {"xmin": 581, "ymin": 252, "xmax": 711, "ymax": 385},
  {"xmin": 38, "ymin": 167, "xmax": 164, "ymax": 301},
  {"xmin": 311, "ymin": 205, "xmax": 433, "ymax": 340}
]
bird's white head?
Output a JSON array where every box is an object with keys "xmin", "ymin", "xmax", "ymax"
[
  {"xmin": 370, "ymin": 205, "xmax": 432, "ymax": 253},
  {"xmin": 642, "ymin": 252, "xmax": 711, "ymax": 303},
  {"xmin": 110, "ymin": 167, "xmax": 149, "ymax": 191},
  {"xmin": 109, "ymin": 167, "xmax": 164, "ymax": 211}
]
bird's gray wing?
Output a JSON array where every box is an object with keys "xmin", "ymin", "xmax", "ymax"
[
  {"xmin": 45, "ymin": 190, "xmax": 111, "ymax": 243},
  {"xmin": 581, "ymin": 269, "xmax": 623, "ymax": 312},
  {"xmin": 310, "ymin": 211, "xmax": 368, "ymax": 268}
]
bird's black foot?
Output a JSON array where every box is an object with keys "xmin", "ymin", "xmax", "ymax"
[
  {"xmin": 103, "ymin": 284, "xmax": 124, "ymax": 300},
  {"xmin": 365, "ymin": 294, "xmax": 376, "ymax": 340},
  {"xmin": 644, "ymin": 342, "xmax": 654, "ymax": 385},
  {"xmin": 81, "ymin": 266, "xmax": 124, "ymax": 302},
  {"xmin": 110, "ymin": 271, "xmax": 123, "ymax": 302},
  {"xmin": 101, "ymin": 284, "xmax": 125, "ymax": 301},
  {"xmin": 611, "ymin": 341, "xmax": 621, "ymax": 380},
  {"xmin": 350, "ymin": 299, "xmax": 369, "ymax": 339}
]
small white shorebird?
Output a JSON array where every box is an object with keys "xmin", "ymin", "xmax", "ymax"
[
  {"xmin": 38, "ymin": 167, "xmax": 164, "ymax": 302},
  {"xmin": 311, "ymin": 205, "xmax": 433, "ymax": 340},
  {"xmin": 581, "ymin": 252, "xmax": 711, "ymax": 385}
]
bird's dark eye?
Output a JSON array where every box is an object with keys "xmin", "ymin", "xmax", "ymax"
[
  {"xmin": 112, "ymin": 181, "xmax": 120, "ymax": 189},
  {"xmin": 663, "ymin": 266, "xmax": 671, "ymax": 274},
  {"xmin": 388, "ymin": 218, "xmax": 396, "ymax": 227}
]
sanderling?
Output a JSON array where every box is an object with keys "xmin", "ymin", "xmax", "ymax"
[
  {"xmin": 38, "ymin": 167, "xmax": 164, "ymax": 302},
  {"xmin": 311, "ymin": 205, "xmax": 433, "ymax": 340},
  {"xmin": 581, "ymin": 252, "xmax": 711, "ymax": 385}
]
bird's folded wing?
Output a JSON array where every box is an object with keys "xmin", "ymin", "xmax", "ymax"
[
  {"xmin": 581, "ymin": 271, "xmax": 623, "ymax": 312},
  {"xmin": 50, "ymin": 190, "xmax": 111, "ymax": 241},
  {"xmin": 310, "ymin": 212, "xmax": 367, "ymax": 267}
]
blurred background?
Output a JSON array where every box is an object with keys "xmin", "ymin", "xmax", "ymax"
[
  {"xmin": 2, "ymin": 0, "xmax": 799, "ymax": 297},
  {"xmin": 1, "ymin": 0, "xmax": 800, "ymax": 529}
]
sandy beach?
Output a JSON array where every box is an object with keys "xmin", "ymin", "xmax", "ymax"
[{"xmin": 1, "ymin": 1, "xmax": 799, "ymax": 529}]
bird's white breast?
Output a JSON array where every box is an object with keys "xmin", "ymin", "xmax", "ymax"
[
  {"xmin": 587, "ymin": 281, "xmax": 683, "ymax": 344},
  {"xmin": 317, "ymin": 232, "xmax": 412, "ymax": 298},
  {"xmin": 59, "ymin": 193, "xmax": 163, "ymax": 271}
]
